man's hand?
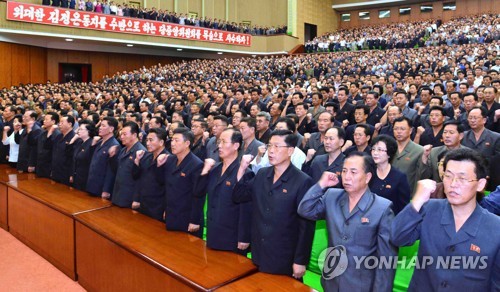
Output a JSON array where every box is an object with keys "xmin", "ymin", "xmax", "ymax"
[
  {"xmin": 240, "ymin": 154, "xmax": 254, "ymax": 170},
  {"xmin": 257, "ymin": 145, "xmax": 267, "ymax": 157},
  {"xmin": 411, "ymin": 179, "xmax": 436, "ymax": 212},
  {"xmin": 157, "ymin": 153, "xmax": 169, "ymax": 167},
  {"xmin": 201, "ymin": 158, "xmax": 216, "ymax": 175},
  {"xmin": 342, "ymin": 119, "xmax": 349, "ymax": 128},
  {"xmin": 237, "ymin": 242, "xmax": 250, "ymax": 250},
  {"xmin": 92, "ymin": 136, "xmax": 102, "ymax": 146},
  {"xmin": 101, "ymin": 192, "xmax": 111, "ymax": 199},
  {"xmin": 131, "ymin": 201, "xmax": 140, "ymax": 209},
  {"xmin": 306, "ymin": 149, "xmax": 316, "ymax": 162},
  {"xmin": 292, "ymin": 264, "xmax": 306, "ymax": 279},
  {"xmin": 135, "ymin": 150, "xmax": 145, "ymax": 165},
  {"xmin": 188, "ymin": 223, "xmax": 200, "ymax": 233},
  {"xmin": 416, "ymin": 126, "xmax": 425, "ymax": 136},
  {"xmin": 318, "ymin": 171, "xmax": 339, "ymax": 188},
  {"xmin": 108, "ymin": 145, "xmax": 118, "ymax": 157},
  {"xmin": 421, "ymin": 144, "xmax": 433, "ymax": 165},
  {"xmin": 3, "ymin": 126, "xmax": 10, "ymax": 133}
]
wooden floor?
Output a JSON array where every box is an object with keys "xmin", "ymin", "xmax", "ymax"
[{"xmin": 0, "ymin": 228, "xmax": 84, "ymax": 292}]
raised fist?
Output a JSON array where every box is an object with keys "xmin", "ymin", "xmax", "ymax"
[
  {"xmin": 157, "ymin": 153, "xmax": 169, "ymax": 167},
  {"xmin": 318, "ymin": 171, "xmax": 339, "ymax": 189}
]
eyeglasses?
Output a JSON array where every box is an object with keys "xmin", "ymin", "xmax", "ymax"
[
  {"xmin": 371, "ymin": 148, "xmax": 387, "ymax": 153},
  {"xmin": 266, "ymin": 144, "xmax": 291, "ymax": 150},
  {"xmin": 217, "ymin": 140, "xmax": 233, "ymax": 146},
  {"xmin": 442, "ymin": 172, "xmax": 478, "ymax": 185}
]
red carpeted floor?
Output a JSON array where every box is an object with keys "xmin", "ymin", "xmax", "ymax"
[{"xmin": 0, "ymin": 228, "xmax": 85, "ymax": 291}]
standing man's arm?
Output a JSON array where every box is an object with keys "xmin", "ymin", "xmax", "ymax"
[
  {"xmin": 373, "ymin": 205, "xmax": 397, "ymax": 292},
  {"xmin": 293, "ymin": 177, "xmax": 316, "ymax": 279},
  {"xmin": 297, "ymin": 171, "xmax": 339, "ymax": 220},
  {"xmin": 391, "ymin": 179, "xmax": 434, "ymax": 246}
]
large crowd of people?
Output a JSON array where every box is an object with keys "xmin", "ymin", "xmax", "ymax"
[
  {"xmin": 40, "ymin": 0, "xmax": 287, "ymax": 35},
  {"xmin": 305, "ymin": 14, "xmax": 500, "ymax": 53},
  {"xmin": 2, "ymin": 10, "xmax": 500, "ymax": 291}
]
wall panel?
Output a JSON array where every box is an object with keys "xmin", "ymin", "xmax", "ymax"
[
  {"xmin": 29, "ymin": 46, "xmax": 47, "ymax": 85},
  {"xmin": 0, "ymin": 43, "xmax": 12, "ymax": 88},
  {"xmin": 11, "ymin": 44, "xmax": 30, "ymax": 86},
  {"xmin": 89, "ymin": 52, "xmax": 109, "ymax": 82}
]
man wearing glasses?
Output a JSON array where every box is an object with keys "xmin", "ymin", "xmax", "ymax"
[
  {"xmin": 392, "ymin": 148, "xmax": 499, "ymax": 291},
  {"xmin": 233, "ymin": 130, "xmax": 315, "ymax": 280},
  {"xmin": 461, "ymin": 106, "xmax": 500, "ymax": 161}
]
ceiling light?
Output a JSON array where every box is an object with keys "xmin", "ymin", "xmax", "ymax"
[
  {"xmin": 65, "ymin": 38, "xmax": 73, "ymax": 42},
  {"xmin": 217, "ymin": 52, "xmax": 223, "ymax": 55},
  {"xmin": 177, "ymin": 48, "xmax": 183, "ymax": 51},
  {"xmin": 126, "ymin": 44, "xmax": 134, "ymax": 47}
]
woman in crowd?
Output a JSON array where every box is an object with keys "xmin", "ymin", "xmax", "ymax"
[
  {"xmin": 2, "ymin": 115, "xmax": 22, "ymax": 168},
  {"xmin": 70, "ymin": 120, "xmax": 97, "ymax": 191},
  {"xmin": 369, "ymin": 134, "xmax": 411, "ymax": 215}
]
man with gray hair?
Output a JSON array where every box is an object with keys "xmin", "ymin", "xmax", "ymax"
[{"xmin": 256, "ymin": 111, "xmax": 272, "ymax": 145}]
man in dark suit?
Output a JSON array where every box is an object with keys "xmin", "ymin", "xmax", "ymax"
[
  {"xmin": 50, "ymin": 115, "xmax": 76, "ymax": 185},
  {"xmin": 86, "ymin": 117, "xmax": 120, "ymax": 198},
  {"xmin": 299, "ymin": 152, "xmax": 396, "ymax": 291},
  {"xmin": 16, "ymin": 110, "xmax": 42, "ymax": 173},
  {"xmin": 132, "ymin": 128, "xmax": 168, "ymax": 221},
  {"xmin": 335, "ymin": 87, "xmax": 355, "ymax": 125},
  {"xmin": 197, "ymin": 128, "xmax": 252, "ymax": 254},
  {"xmin": 156, "ymin": 127, "xmax": 205, "ymax": 238},
  {"xmin": 234, "ymin": 130, "xmax": 315, "ymax": 279},
  {"xmin": 109, "ymin": 121, "xmax": 146, "ymax": 208},
  {"xmin": 36, "ymin": 112, "xmax": 59, "ymax": 178}
]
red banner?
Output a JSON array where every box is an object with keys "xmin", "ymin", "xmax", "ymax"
[{"xmin": 6, "ymin": 1, "xmax": 252, "ymax": 46}]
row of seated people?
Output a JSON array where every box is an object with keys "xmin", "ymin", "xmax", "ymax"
[
  {"xmin": 305, "ymin": 19, "xmax": 439, "ymax": 53},
  {"xmin": 306, "ymin": 14, "xmax": 500, "ymax": 53},
  {"xmin": 40, "ymin": 0, "xmax": 287, "ymax": 35},
  {"xmin": 426, "ymin": 14, "xmax": 500, "ymax": 46}
]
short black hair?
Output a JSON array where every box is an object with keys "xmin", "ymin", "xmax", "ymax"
[
  {"xmin": 103, "ymin": 116, "xmax": 118, "ymax": 132},
  {"xmin": 429, "ymin": 106, "xmax": 445, "ymax": 116},
  {"xmin": 355, "ymin": 104, "xmax": 370, "ymax": 115},
  {"xmin": 276, "ymin": 117, "xmax": 296, "ymax": 132},
  {"xmin": 345, "ymin": 151, "xmax": 376, "ymax": 177},
  {"xmin": 148, "ymin": 127, "xmax": 168, "ymax": 142},
  {"xmin": 223, "ymin": 128, "xmax": 243, "ymax": 151},
  {"xmin": 123, "ymin": 121, "xmax": 140, "ymax": 136},
  {"xmin": 173, "ymin": 127, "xmax": 194, "ymax": 146},
  {"xmin": 444, "ymin": 148, "xmax": 488, "ymax": 180},
  {"xmin": 240, "ymin": 117, "xmax": 256, "ymax": 130},
  {"xmin": 393, "ymin": 116, "xmax": 413, "ymax": 128},
  {"xmin": 443, "ymin": 120, "xmax": 464, "ymax": 133},
  {"xmin": 46, "ymin": 111, "xmax": 60, "ymax": 124},
  {"xmin": 269, "ymin": 129, "xmax": 297, "ymax": 148},
  {"xmin": 214, "ymin": 115, "xmax": 229, "ymax": 125},
  {"xmin": 327, "ymin": 126, "xmax": 346, "ymax": 141}
]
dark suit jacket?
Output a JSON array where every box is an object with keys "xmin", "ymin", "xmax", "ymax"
[
  {"xmin": 233, "ymin": 164, "xmax": 315, "ymax": 275},
  {"xmin": 72, "ymin": 138, "xmax": 96, "ymax": 191},
  {"xmin": 36, "ymin": 129, "xmax": 59, "ymax": 178},
  {"xmin": 16, "ymin": 124, "xmax": 42, "ymax": 172},
  {"xmin": 155, "ymin": 152, "xmax": 206, "ymax": 237},
  {"xmin": 51, "ymin": 130, "xmax": 75, "ymax": 185},
  {"xmin": 110, "ymin": 141, "xmax": 146, "ymax": 208},
  {"xmin": 86, "ymin": 137, "xmax": 120, "ymax": 196},
  {"xmin": 132, "ymin": 148, "xmax": 168, "ymax": 221},
  {"xmin": 197, "ymin": 160, "xmax": 253, "ymax": 252}
]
